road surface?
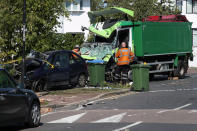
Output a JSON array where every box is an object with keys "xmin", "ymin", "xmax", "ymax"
[{"xmin": 4, "ymin": 74, "xmax": 197, "ymax": 131}]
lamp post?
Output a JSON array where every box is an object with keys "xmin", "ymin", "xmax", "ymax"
[{"xmin": 22, "ymin": 0, "xmax": 26, "ymax": 88}]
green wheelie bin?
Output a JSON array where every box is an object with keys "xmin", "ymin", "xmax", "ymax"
[
  {"xmin": 88, "ymin": 63, "xmax": 106, "ymax": 87},
  {"xmin": 131, "ymin": 64, "xmax": 150, "ymax": 91}
]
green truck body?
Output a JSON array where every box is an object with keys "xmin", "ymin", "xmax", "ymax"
[
  {"xmin": 81, "ymin": 7, "xmax": 193, "ymax": 80},
  {"xmin": 132, "ymin": 22, "xmax": 193, "ymax": 57}
]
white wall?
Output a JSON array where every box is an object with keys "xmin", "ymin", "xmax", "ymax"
[
  {"xmin": 181, "ymin": 0, "xmax": 197, "ymax": 28},
  {"xmin": 189, "ymin": 47, "xmax": 197, "ymax": 67},
  {"xmin": 56, "ymin": 0, "xmax": 91, "ymax": 39},
  {"xmin": 172, "ymin": 0, "xmax": 197, "ymax": 67},
  {"xmin": 181, "ymin": 0, "xmax": 197, "ymax": 67}
]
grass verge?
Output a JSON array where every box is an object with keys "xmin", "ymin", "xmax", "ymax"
[{"xmin": 48, "ymin": 82, "xmax": 131, "ymax": 95}]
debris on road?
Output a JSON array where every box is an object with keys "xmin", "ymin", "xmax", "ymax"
[
  {"xmin": 168, "ymin": 77, "xmax": 179, "ymax": 80},
  {"xmin": 41, "ymin": 107, "xmax": 53, "ymax": 114}
]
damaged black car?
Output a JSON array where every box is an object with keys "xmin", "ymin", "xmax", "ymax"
[{"xmin": 18, "ymin": 50, "xmax": 88, "ymax": 91}]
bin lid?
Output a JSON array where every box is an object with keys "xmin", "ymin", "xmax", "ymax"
[
  {"xmin": 131, "ymin": 64, "xmax": 150, "ymax": 68},
  {"xmin": 87, "ymin": 60, "xmax": 105, "ymax": 64}
]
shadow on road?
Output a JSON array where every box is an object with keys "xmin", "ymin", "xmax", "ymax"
[
  {"xmin": 0, "ymin": 123, "xmax": 44, "ymax": 131},
  {"xmin": 150, "ymin": 75, "xmax": 191, "ymax": 82}
]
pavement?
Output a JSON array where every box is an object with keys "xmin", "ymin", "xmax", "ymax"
[
  {"xmin": 38, "ymin": 88, "xmax": 131, "ymax": 114},
  {"xmin": 3, "ymin": 68, "xmax": 197, "ymax": 131}
]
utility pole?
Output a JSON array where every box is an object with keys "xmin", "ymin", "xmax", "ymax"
[{"xmin": 22, "ymin": 0, "xmax": 26, "ymax": 88}]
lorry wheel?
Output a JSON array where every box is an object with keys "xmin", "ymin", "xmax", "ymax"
[
  {"xmin": 173, "ymin": 60, "xmax": 188, "ymax": 79},
  {"xmin": 149, "ymin": 74, "xmax": 154, "ymax": 80}
]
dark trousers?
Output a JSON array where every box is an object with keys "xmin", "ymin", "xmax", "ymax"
[{"xmin": 114, "ymin": 65, "xmax": 130, "ymax": 84}]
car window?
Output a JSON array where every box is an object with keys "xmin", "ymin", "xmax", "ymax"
[
  {"xmin": 0, "ymin": 70, "xmax": 16, "ymax": 88},
  {"xmin": 69, "ymin": 53, "xmax": 83, "ymax": 64},
  {"xmin": 53, "ymin": 53, "xmax": 69, "ymax": 68}
]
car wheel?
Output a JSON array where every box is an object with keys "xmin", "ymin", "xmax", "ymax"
[
  {"xmin": 34, "ymin": 80, "xmax": 47, "ymax": 92},
  {"xmin": 26, "ymin": 102, "xmax": 40, "ymax": 127},
  {"xmin": 78, "ymin": 74, "xmax": 87, "ymax": 87}
]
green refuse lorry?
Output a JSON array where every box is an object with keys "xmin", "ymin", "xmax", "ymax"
[{"xmin": 81, "ymin": 7, "xmax": 193, "ymax": 81}]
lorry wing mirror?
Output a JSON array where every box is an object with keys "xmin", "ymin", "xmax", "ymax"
[{"xmin": 81, "ymin": 26, "xmax": 88, "ymax": 31}]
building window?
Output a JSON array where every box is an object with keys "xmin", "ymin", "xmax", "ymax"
[
  {"xmin": 194, "ymin": 0, "xmax": 197, "ymax": 13},
  {"xmin": 73, "ymin": 0, "xmax": 79, "ymax": 11},
  {"xmin": 65, "ymin": 0, "xmax": 84, "ymax": 11},
  {"xmin": 176, "ymin": 0, "xmax": 182, "ymax": 12},
  {"xmin": 187, "ymin": 0, "xmax": 197, "ymax": 13},
  {"xmin": 80, "ymin": 0, "xmax": 83, "ymax": 10},
  {"xmin": 193, "ymin": 29, "xmax": 197, "ymax": 47},
  {"xmin": 66, "ymin": 1, "xmax": 71, "ymax": 10}
]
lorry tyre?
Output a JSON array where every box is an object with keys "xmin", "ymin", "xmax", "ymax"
[
  {"xmin": 149, "ymin": 74, "xmax": 154, "ymax": 80},
  {"xmin": 173, "ymin": 60, "xmax": 187, "ymax": 79}
]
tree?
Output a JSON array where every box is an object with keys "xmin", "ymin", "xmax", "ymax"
[
  {"xmin": 0, "ymin": 0, "xmax": 69, "ymax": 62},
  {"xmin": 105, "ymin": 0, "xmax": 180, "ymax": 21},
  {"xmin": 33, "ymin": 33, "xmax": 84, "ymax": 52},
  {"xmin": 90, "ymin": 0, "xmax": 104, "ymax": 11}
]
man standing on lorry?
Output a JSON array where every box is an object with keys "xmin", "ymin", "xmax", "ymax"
[
  {"xmin": 72, "ymin": 45, "xmax": 81, "ymax": 56},
  {"xmin": 115, "ymin": 42, "xmax": 134, "ymax": 85}
]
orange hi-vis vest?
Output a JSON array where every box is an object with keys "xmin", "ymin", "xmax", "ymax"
[
  {"xmin": 72, "ymin": 49, "xmax": 81, "ymax": 55},
  {"xmin": 115, "ymin": 48, "xmax": 134, "ymax": 65}
]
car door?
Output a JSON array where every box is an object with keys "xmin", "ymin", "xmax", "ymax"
[
  {"xmin": 0, "ymin": 70, "xmax": 27, "ymax": 124},
  {"xmin": 47, "ymin": 52, "xmax": 69, "ymax": 86},
  {"xmin": 69, "ymin": 52, "xmax": 85, "ymax": 83}
]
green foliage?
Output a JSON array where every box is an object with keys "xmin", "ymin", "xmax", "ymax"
[
  {"xmin": 91, "ymin": 0, "xmax": 104, "ymax": 11},
  {"xmin": 0, "ymin": 0, "xmax": 68, "ymax": 62},
  {"xmin": 86, "ymin": 33, "xmax": 95, "ymax": 43},
  {"xmin": 33, "ymin": 33, "xmax": 84, "ymax": 52},
  {"xmin": 103, "ymin": 0, "xmax": 181, "ymax": 21}
]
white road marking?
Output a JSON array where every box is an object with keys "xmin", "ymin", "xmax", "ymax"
[
  {"xmin": 157, "ymin": 103, "xmax": 192, "ymax": 114},
  {"xmin": 173, "ymin": 103, "xmax": 192, "ymax": 110},
  {"xmin": 157, "ymin": 110, "xmax": 170, "ymax": 114},
  {"xmin": 92, "ymin": 112, "xmax": 127, "ymax": 123},
  {"xmin": 188, "ymin": 110, "xmax": 197, "ymax": 113},
  {"xmin": 149, "ymin": 88, "xmax": 197, "ymax": 93},
  {"xmin": 113, "ymin": 109, "xmax": 119, "ymax": 110},
  {"xmin": 128, "ymin": 114, "xmax": 137, "ymax": 117},
  {"xmin": 112, "ymin": 121, "xmax": 143, "ymax": 131},
  {"xmin": 48, "ymin": 112, "xmax": 86, "ymax": 123},
  {"xmin": 149, "ymin": 89, "xmax": 176, "ymax": 93},
  {"xmin": 177, "ymin": 88, "xmax": 197, "ymax": 91},
  {"xmin": 74, "ymin": 105, "xmax": 84, "ymax": 111}
]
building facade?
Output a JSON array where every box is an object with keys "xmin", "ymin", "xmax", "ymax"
[
  {"xmin": 174, "ymin": 0, "xmax": 197, "ymax": 67},
  {"xmin": 56, "ymin": 0, "xmax": 91, "ymax": 38}
]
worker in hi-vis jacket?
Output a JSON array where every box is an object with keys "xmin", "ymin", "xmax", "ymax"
[{"xmin": 115, "ymin": 42, "xmax": 134, "ymax": 85}]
